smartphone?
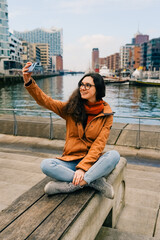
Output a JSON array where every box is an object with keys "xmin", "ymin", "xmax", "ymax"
[{"xmin": 27, "ymin": 62, "xmax": 38, "ymax": 72}]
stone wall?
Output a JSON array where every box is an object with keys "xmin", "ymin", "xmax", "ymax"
[{"xmin": 0, "ymin": 115, "xmax": 160, "ymax": 150}]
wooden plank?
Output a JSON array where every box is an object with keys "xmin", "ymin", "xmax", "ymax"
[
  {"xmin": 27, "ymin": 188, "xmax": 95, "ymax": 240},
  {"xmin": 1, "ymin": 194, "xmax": 68, "ymax": 240},
  {"xmin": 0, "ymin": 177, "xmax": 50, "ymax": 232}
]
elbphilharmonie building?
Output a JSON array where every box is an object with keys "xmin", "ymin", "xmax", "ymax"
[{"xmin": 14, "ymin": 27, "xmax": 63, "ymax": 57}]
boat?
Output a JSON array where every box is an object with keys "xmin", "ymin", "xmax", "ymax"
[
  {"xmin": 103, "ymin": 77, "xmax": 129, "ymax": 84},
  {"xmin": 135, "ymin": 79, "xmax": 160, "ymax": 86},
  {"xmin": 99, "ymin": 66, "xmax": 114, "ymax": 78},
  {"xmin": 100, "ymin": 66, "xmax": 130, "ymax": 84}
]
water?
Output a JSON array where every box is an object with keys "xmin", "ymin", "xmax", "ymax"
[{"xmin": 0, "ymin": 74, "xmax": 160, "ymax": 125}]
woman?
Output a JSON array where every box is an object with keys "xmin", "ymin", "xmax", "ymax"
[{"xmin": 22, "ymin": 62, "xmax": 120, "ymax": 199}]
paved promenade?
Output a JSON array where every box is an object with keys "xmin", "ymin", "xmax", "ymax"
[
  {"xmin": 0, "ymin": 133, "xmax": 160, "ymax": 238},
  {"xmin": 0, "ymin": 133, "xmax": 159, "ymax": 210}
]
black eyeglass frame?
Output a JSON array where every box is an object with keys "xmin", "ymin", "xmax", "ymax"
[{"xmin": 79, "ymin": 82, "xmax": 95, "ymax": 90}]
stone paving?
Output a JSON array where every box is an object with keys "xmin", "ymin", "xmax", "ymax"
[{"xmin": 0, "ymin": 134, "xmax": 160, "ymax": 238}]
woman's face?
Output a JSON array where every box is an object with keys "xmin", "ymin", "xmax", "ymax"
[{"xmin": 79, "ymin": 76, "xmax": 96, "ymax": 102}]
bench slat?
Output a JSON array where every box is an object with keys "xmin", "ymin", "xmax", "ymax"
[
  {"xmin": 0, "ymin": 177, "xmax": 50, "ymax": 232},
  {"xmin": 27, "ymin": 188, "xmax": 95, "ymax": 240},
  {"xmin": 1, "ymin": 194, "xmax": 68, "ymax": 240}
]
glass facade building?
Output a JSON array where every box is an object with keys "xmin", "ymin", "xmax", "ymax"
[
  {"xmin": 140, "ymin": 42, "xmax": 148, "ymax": 69},
  {"xmin": 14, "ymin": 27, "xmax": 63, "ymax": 57},
  {"xmin": 146, "ymin": 38, "xmax": 160, "ymax": 71},
  {"xmin": 0, "ymin": 0, "xmax": 9, "ymax": 58}
]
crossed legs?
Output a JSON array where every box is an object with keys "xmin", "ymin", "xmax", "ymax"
[{"xmin": 40, "ymin": 150, "xmax": 120, "ymax": 198}]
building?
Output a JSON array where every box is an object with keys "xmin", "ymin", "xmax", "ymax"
[
  {"xmin": 99, "ymin": 53, "xmax": 119, "ymax": 71},
  {"xmin": 113, "ymin": 53, "xmax": 120, "ymax": 70},
  {"xmin": 120, "ymin": 44, "xmax": 134, "ymax": 69},
  {"xmin": 109, "ymin": 53, "xmax": 119, "ymax": 71},
  {"xmin": 9, "ymin": 32, "xmax": 23, "ymax": 62},
  {"xmin": 2, "ymin": 32, "xmax": 23, "ymax": 74},
  {"xmin": 35, "ymin": 43, "xmax": 51, "ymax": 72},
  {"xmin": 1, "ymin": 32, "xmax": 23, "ymax": 75},
  {"xmin": 140, "ymin": 42, "xmax": 148, "ymax": 70},
  {"xmin": 0, "ymin": 0, "xmax": 9, "ymax": 60},
  {"xmin": 92, "ymin": 48, "xmax": 99, "ymax": 72},
  {"xmin": 55, "ymin": 55, "xmax": 63, "ymax": 72},
  {"xmin": 146, "ymin": 37, "xmax": 160, "ymax": 71},
  {"xmin": 22, "ymin": 41, "xmax": 51, "ymax": 72},
  {"xmin": 129, "ymin": 46, "xmax": 141, "ymax": 69},
  {"xmin": 51, "ymin": 55, "xmax": 63, "ymax": 72},
  {"xmin": 130, "ymin": 31, "xmax": 149, "ymax": 70},
  {"xmin": 32, "ymin": 43, "xmax": 41, "ymax": 63},
  {"xmin": 14, "ymin": 27, "xmax": 63, "ymax": 57},
  {"xmin": 22, "ymin": 41, "xmax": 34, "ymax": 64},
  {"xmin": 0, "ymin": 0, "xmax": 10, "ymax": 74},
  {"xmin": 135, "ymin": 32, "xmax": 149, "ymax": 45},
  {"xmin": 132, "ymin": 31, "xmax": 149, "ymax": 45},
  {"xmin": 99, "ymin": 57, "xmax": 107, "ymax": 68}
]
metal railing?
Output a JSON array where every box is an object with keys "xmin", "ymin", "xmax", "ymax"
[
  {"xmin": 0, "ymin": 108, "xmax": 160, "ymax": 148},
  {"xmin": 114, "ymin": 115, "xmax": 160, "ymax": 149},
  {"xmin": 0, "ymin": 108, "xmax": 54, "ymax": 139}
]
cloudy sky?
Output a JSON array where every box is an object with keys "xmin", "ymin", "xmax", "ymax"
[{"xmin": 7, "ymin": 0, "xmax": 160, "ymax": 71}]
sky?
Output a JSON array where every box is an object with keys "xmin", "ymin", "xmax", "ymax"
[{"xmin": 7, "ymin": 0, "xmax": 160, "ymax": 71}]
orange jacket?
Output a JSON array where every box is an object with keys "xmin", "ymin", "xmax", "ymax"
[{"xmin": 25, "ymin": 79, "xmax": 113, "ymax": 171}]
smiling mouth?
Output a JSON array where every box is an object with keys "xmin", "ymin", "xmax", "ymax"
[{"xmin": 81, "ymin": 92, "xmax": 88, "ymax": 95}]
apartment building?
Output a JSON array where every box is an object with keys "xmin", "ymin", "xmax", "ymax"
[
  {"xmin": 35, "ymin": 43, "xmax": 51, "ymax": 72},
  {"xmin": 129, "ymin": 46, "xmax": 141, "ymax": 69},
  {"xmin": 1, "ymin": 32, "xmax": 23, "ymax": 74},
  {"xmin": 22, "ymin": 41, "xmax": 34, "ymax": 64},
  {"xmin": 32, "ymin": 43, "xmax": 41, "ymax": 63},
  {"xmin": 99, "ymin": 57, "xmax": 107, "ymax": 68},
  {"xmin": 9, "ymin": 32, "xmax": 22, "ymax": 62},
  {"xmin": 120, "ymin": 44, "xmax": 134, "ymax": 69},
  {"xmin": 99, "ymin": 53, "xmax": 119, "ymax": 71}
]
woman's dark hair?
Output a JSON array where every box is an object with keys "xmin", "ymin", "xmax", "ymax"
[
  {"xmin": 78, "ymin": 73, "xmax": 105, "ymax": 100},
  {"xmin": 63, "ymin": 73, "xmax": 105, "ymax": 125}
]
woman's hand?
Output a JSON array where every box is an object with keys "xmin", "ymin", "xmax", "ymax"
[
  {"xmin": 22, "ymin": 62, "xmax": 32, "ymax": 84},
  {"xmin": 72, "ymin": 169, "xmax": 85, "ymax": 186}
]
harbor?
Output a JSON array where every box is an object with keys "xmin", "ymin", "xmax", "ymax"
[
  {"xmin": 0, "ymin": 74, "xmax": 160, "ymax": 122},
  {"xmin": 99, "ymin": 66, "xmax": 160, "ymax": 86}
]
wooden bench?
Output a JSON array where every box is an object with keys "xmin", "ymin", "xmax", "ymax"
[{"xmin": 0, "ymin": 157, "xmax": 127, "ymax": 240}]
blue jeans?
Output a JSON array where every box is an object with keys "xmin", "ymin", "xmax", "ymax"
[{"xmin": 40, "ymin": 150, "xmax": 120, "ymax": 184}]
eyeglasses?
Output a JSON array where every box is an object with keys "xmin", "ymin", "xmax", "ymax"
[{"xmin": 79, "ymin": 82, "xmax": 95, "ymax": 90}]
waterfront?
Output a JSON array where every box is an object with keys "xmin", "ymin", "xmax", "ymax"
[{"xmin": 0, "ymin": 74, "xmax": 160, "ymax": 125}]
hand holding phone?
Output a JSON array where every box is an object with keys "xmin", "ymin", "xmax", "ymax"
[{"xmin": 27, "ymin": 62, "xmax": 38, "ymax": 72}]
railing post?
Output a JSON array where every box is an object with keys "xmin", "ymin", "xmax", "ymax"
[
  {"xmin": 137, "ymin": 118, "xmax": 141, "ymax": 149},
  {"xmin": 49, "ymin": 112, "xmax": 53, "ymax": 140},
  {"xmin": 13, "ymin": 110, "xmax": 17, "ymax": 136}
]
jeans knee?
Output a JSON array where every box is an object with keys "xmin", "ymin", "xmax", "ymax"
[
  {"xmin": 40, "ymin": 159, "xmax": 57, "ymax": 174},
  {"xmin": 104, "ymin": 150, "xmax": 120, "ymax": 164},
  {"xmin": 111, "ymin": 150, "xmax": 120, "ymax": 164},
  {"xmin": 40, "ymin": 159, "xmax": 48, "ymax": 174}
]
